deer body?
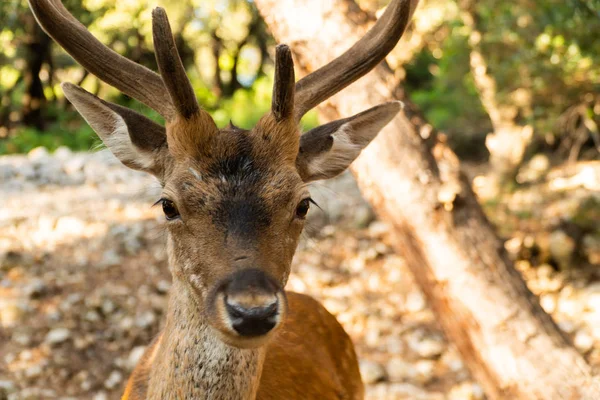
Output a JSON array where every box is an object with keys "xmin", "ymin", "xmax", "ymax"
[
  {"xmin": 123, "ymin": 291, "xmax": 361, "ymax": 400},
  {"xmin": 29, "ymin": 0, "xmax": 412, "ymax": 398}
]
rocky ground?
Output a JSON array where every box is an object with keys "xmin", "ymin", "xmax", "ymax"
[{"xmin": 0, "ymin": 147, "xmax": 598, "ymax": 399}]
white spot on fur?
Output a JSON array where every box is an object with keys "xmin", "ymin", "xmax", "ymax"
[
  {"xmin": 189, "ymin": 167, "xmax": 202, "ymax": 180},
  {"xmin": 189, "ymin": 273, "xmax": 208, "ymax": 297}
]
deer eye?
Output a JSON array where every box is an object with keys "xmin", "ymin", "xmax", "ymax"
[
  {"xmin": 295, "ymin": 198, "xmax": 311, "ymax": 219},
  {"xmin": 160, "ymin": 199, "xmax": 180, "ymax": 220}
]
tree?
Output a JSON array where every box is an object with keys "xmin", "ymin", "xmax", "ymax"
[
  {"xmin": 254, "ymin": 0, "xmax": 600, "ymax": 397},
  {"xmin": 459, "ymin": 0, "xmax": 533, "ymax": 187}
]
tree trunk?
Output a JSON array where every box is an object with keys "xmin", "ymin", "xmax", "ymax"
[
  {"xmin": 255, "ymin": 0, "xmax": 600, "ymax": 398},
  {"xmin": 21, "ymin": 14, "xmax": 51, "ymax": 130}
]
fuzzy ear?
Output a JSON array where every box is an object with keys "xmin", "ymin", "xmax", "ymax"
[
  {"xmin": 61, "ymin": 82, "xmax": 169, "ymax": 178},
  {"xmin": 296, "ymin": 101, "xmax": 403, "ymax": 182}
]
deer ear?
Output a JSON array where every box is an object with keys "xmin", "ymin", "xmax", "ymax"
[
  {"xmin": 296, "ymin": 101, "xmax": 402, "ymax": 182},
  {"xmin": 62, "ymin": 83, "xmax": 169, "ymax": 178}
]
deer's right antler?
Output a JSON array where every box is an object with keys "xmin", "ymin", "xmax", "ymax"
[
  {"xmin": 293, "ymin": 0, "xmax": 414, "ymax": 121},
  {"xmin": 28, "ymin": 0, "xmax": 176, "ymax": 120}
]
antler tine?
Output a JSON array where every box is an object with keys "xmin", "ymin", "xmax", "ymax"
[
  {"xmin": 271, "ymin": 44, "xmax": 295, "ymax": 122},
  {"xmin": 28, "ymin": 0, "xmax": 175, "ymax": 120},
  {"xmin": 152, "ymin": 8, "xmax": 200, "ymax": 120},
  {"xmin": 294, "ymin": 0, "xmax": 413, "ymax": 120}
]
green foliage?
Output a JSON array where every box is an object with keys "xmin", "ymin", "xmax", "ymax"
[
  {"xmin": 0, "ymin": 0, "xmax": 289, "ymax": 155},
  {"xmin": 5, "ymin": 0, "xmax": 597, "ymax": 161},
  {"xmin": 405, "ymin": 0, "xmax": 600, "ymax": 159},
  {"xmin": 405, "ymin": 21, "xmax": 490, "ymax": 157},
  {"xmin": 0, "ymin": 120, "xmax": 97, "ymax": 155},
  {"xmin": 0, "ymin": 74, "xmax": 319, "ymax": 155},
  {"xmin": 406, "ymin": 25, "xmax": 488, "ymax": 133}
]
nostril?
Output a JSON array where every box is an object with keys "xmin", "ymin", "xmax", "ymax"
[{"xmin": 225, "ymin": 300, "xmax": 279, "ymax": 337}]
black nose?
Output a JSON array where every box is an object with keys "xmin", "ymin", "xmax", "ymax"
[{"xmin": 226, "ymin": 300, "xmax": 278, "ymax": 336}]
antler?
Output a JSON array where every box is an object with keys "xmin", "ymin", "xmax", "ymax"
[
  {"xmin": 152, "ymin": 7, "xmax": 200, "ymax": 120},
  {"xmin": 28, "ymin": 0, "xmax": 175, "ymax": 120},
  {"xmin": 271, "ymin": 44, "xmax": 295, "ymax": 122},
  {"xmin": 293, "ymin": 0, "xmax": 413, "ymax": 120}
]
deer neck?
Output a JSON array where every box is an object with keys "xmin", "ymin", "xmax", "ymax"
[{"xmin": 147, "ymin": 278, "xmax": 266, "ymax": 400}]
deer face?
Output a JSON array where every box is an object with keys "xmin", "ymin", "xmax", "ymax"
[
  {"xmin": 57, "ymin": 7, "xmax": 405, "ymax": 349},
  {"xmin": 156, "ymin": 116, "xmax": 306, "ymax": 348}
]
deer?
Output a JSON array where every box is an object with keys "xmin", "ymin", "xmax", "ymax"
[{"xmin": 29, "ymin": 0, "xmax": 412, "ymax": 398}]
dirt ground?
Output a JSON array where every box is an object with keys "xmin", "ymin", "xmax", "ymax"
[{"xmin": 1, "ymin": 148, "xmax": 599, "ymax": 399}]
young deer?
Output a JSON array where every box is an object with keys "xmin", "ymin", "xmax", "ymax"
[{"xmin": 29, "ymin": 0, "xmax": 412, "ymax": 398}]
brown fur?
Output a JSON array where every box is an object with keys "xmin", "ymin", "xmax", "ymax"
[{"xmin": 122, "ymin": 292, "xmax": 363, "ymax": 400}]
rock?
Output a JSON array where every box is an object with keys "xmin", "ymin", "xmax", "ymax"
[
  {"xmin": 406, "ymin": 330, "xmax": 445, "ymax": 359},
  {"xmin": 36, "ymin": 159, "xmax": 64, "ymax": 185},
  {"xmin": 19, "ymin": 349, "xmax": 33, "ymax": 361},
  {"xmin": 404, "ymin": 291, "xmax": 426, "ymax": 313},
  {"xmin": 135, "ymin": 311, "xmax": 156, "ymax": 329},
  {"xmin": 18, "ymin": 163, "xmax": 36, "ymax": 180},
  {"xmin": 63, "ymin": 155, "xmax": 86, "ymax": 175},
  {"xmin": 0, "ymin": 300, "xmax": 25, "ymax": 328},
  {"xmin": 367, "ymin": 383, "xmax": 444, "ymax": 399},
  {"xmin": 119, "ymin": 316, "xmax": 134, "ymax": 331},
  {"xmin": 27, "ymin": 146, "xmax": 50, "ymax": 163},
  {"xmin": 412, "ymin": 337, "xmax": 445, "ymax": 359},
  {"xmin": 414, "ymin": 360, "xmax": 436, "ymax": 384},
  {"xmin": 0, "ymin": 163, "xmax": 15, "ymax": 182},
  {"xmin": 93, "ymin": 391, "xmax": 109, "ymax": 400},
  {"xmin": 557, "ymin": 319, "xmax": 577, "ymax": 334},
  {"xmin": 359, "ymin": 360, "xmax": 386, "ymax": 384},
  {"xmin": 16, "ymin": 388, "xmax": 57, "ymax": 399},
  {"xmin": 353, "ymin": 206, "xmax": 376, "ymax": 229},
  {"xmin": 368, "ymin": 221, "xmax": 389, "ymax": 238},
  {"xmin": 0, "ymin": 380, "xmax": 16, "ymax": 395},
  {"xmin": 24, "ymin": 278, "xmax": 47, "ymax": 298},
  {"xmin": 104, "ymin": 370, "xmax": 123, "ymax": 389},
  {"xmin": 45, "ymin": 328, "xmax": 71, "ymax": 345},
  {"xmin": 448, "ymin": 382, "xmax": 485, "ymax": 400},
  {"xmin": 101, "ymin": 299, "xmax": 116, "ymax": 315},
  {"xmin": 557, "ymin": 289, "xmax": 581, "ymax": 317},
  {"xmin": 127, "ymin": 346, "xmax": 147, "ymax": 371},
  {"xmin": 574, "ymin": 329, "xmax": 594, "ymax": 353},
  {"xmin": 539, "ymin": 293, "xmax": 557, "ymax": 313},
  {"xmin": 156, "ymin": 280, "xmax": 171, "ymax": 294},
  {"xmin": 55, "ymin": 216, "xmax": 86, "ymax": 236},
  {"xmin": 80, "ymin": 379, "xmax": 93, "ymax": 391},
  {"xmin": 85, "ymin": 310, "xmax": 101, "ymax": 322},
  {"xmin": 12, "ymin": 332, "xmax": 32, "ymax": 346},
  {"xmin": 99, "ymin": 250, "xmax": 122, "ymax": 269},
  {"xmin": 504, "ymin": 236, "xmax": 523, "ymax": 258},
  {"xmin": 386, "ymin": 357, "xmax": 415, "ymax": 381},
  {"xmin": 25, "ymin": 363, "xmax": 45, "ymax": 378},
  {"xmin": 53, "ymin": 146, "xmax": 72, "ymax": 161}
]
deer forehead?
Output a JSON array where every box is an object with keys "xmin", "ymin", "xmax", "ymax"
[
  {"xmin": 163, "ymin": 130, "xmax": 305, "ymax": 233},
  {"xmin": 165, "ymin": 119, "xmax": 299, "ymax": 161}
]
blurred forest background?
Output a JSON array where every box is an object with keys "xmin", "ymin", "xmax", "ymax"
[{"xmin": 1, "ymin": 0, "xmax": 599, "ymax": 171}]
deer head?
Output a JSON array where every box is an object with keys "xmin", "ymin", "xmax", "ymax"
[{"xmin": 29, "ymin": 0, "xmax": 410, "ymax": 349}]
